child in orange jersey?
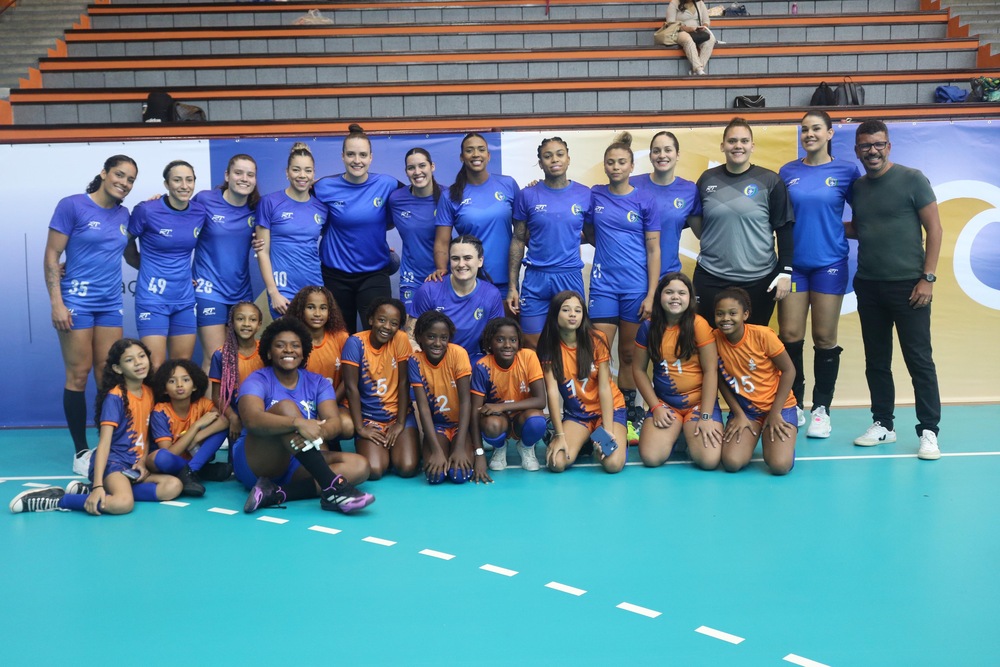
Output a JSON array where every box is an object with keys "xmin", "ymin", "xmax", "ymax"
[{"xmin": 209, "ymin": 301, "xmax": 263, "ymax": 444}]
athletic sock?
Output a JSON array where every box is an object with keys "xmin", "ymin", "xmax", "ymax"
[
  {"xmin": 64, "ymin": 389, "xmax": 89, "ymax": 453},
  {"xmin": 188, "ymin": 431, "xmax": 228, "ymax": 471},
  {"xmin": 278, "ymin": 477, "xmax": 317, "ymax": 502},
  {"xmin": 294, "ymin": 448, "xmax": 336, "ymax": 489},
  {"xmin": 133, "ymin": 482, "xmax": 159, "ymax": 502},
  {"xmin": 784, "ymin": 340, "xmax": 805, "ymax": 407},
  {"xmin": 520, "ymin": 415, "xmax": 547, "ymax": 447},
  {"xmin": 58, "ymin": 493, "xmax": 88, "ymax": 512},
  {"xmin": 483, "ymin": 432, "xmax": 507, "ymax": 449},
  {"xmin": 812, "ymin": 345, "xmax": 843, "ymax": 411},
  {"xmin": 152, "ymin": 449, "xmax": 187, "ymax": 475}
]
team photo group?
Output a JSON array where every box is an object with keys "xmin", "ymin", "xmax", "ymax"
[{"xmin": 10, "ymin": 111, "xmax": 943, "ymax": 519}]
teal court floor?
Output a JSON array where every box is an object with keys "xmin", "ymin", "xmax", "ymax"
[{"xmin": 2, "ymin": 405, "xmax": 999, "ymax": 666}]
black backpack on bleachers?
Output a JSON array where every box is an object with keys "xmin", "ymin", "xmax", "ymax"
[{"xmin": 810, "ymin": 82, "xmax": 838, "ymax": 107}]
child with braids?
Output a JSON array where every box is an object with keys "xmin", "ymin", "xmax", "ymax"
[
  {"xmin": 146, "ymin": 359, "xmax": 229, "ymax": 492},
  {"xmin": 10, "ymin": 339, "xmax": 183, "ymax": 514},
  {"xmin": 209, "ymin": 302, "xmax": 263, "ymax": 445}
]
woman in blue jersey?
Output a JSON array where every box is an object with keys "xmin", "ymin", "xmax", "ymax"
[
  {"xmin": 386, "ymin": 147, "xmax": 449, "ymax": 323},
  {"xmin": 45, "ymin": 155, "xmax": 138, "ymax": 475},
  {"xmin": 630, "ymin": 130, "xmax": 701, "ymax": 278},
  {"xmin": 192, "ymin": 154, "xmax": 259, "ymax": 371},
  {"xmin": 585, "ymin": 132, "xmax": 661, "ymax": 433},
  {"xmin": 508, "ymin": 136, "xmax": 590, "ymax": 350},
  {"xmin": 777, "ymin": 110, "xmax": 860, "ymax": 438},
  {"xmin": 314, "ymin": 124, "xmax": 402, "ymax": 334},
  {"xmin": 411, "ymin": 235, "xmax": 505, "ymax": 360},
  {"xmin": 126, "ymin": 160, "xmax": 207, "ymax": 371},
  {"xmin": 435, "ymin": 132, "xmax": 520, "ymax": 296},
  {"xmin": 255, "ymin": 142, "xmax": 328, "ymax": 318}
]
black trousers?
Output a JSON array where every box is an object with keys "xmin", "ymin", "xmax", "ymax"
[
  {"xmin": 854, "ymin": 277, "xmax": 940, "ymax": 436},
  {"xmin": 693, "ymin": 263, "xmax": 781, "ymax": 328},
  {"xmin": 322, "ymin": 265, "xmax": 391, "ymax": 334}
]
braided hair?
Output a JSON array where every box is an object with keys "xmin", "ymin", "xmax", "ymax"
[{"xmin": 218, "ymin": 301, "xmax": 262, "ymax": 412}]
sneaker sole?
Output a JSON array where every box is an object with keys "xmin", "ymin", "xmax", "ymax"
[
  {"xmin": 243, "ymin": 488, "xmax": 266, "ymax": 513},
  {"xmin": 853, "ymin": 437, "xmax": 897, "ymax": 447},
  {"xmin": 917, "ymin": 450, "xmax": 941, "ymax": 461},
  {"xmin": 806, "ymin": 428, "xmax": 831, "ymax": 439},
  {"xmin": 333, "ymin": 494, "xmax": 375, "ymax": 514}
]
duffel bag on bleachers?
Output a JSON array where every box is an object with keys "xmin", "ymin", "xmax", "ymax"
[{"xmin": 971, "ymin": 77, "xmax": 1000, "ymax": 102}]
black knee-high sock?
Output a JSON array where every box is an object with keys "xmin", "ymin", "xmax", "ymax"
[
  {"xmin": 294, "ymin": 448, "xmax": 336, "ymax": 490},
  {"xmin": 279, "ymin": 477, "xmax": 320, "ymax": 502},
  {"xmin": 622, "ymin": 389, "xmax": 639, "ymax": 424},
  {"xmin": 784, "ymin": 340, "xmax": 805, "ymax": 408},
  {"xmin": 64, "ymin": 389, "xmax": 89, "ymax": 453},
  {"xmin": 812, "ymin": 346, "xmax": 843, "ymax": 411}
]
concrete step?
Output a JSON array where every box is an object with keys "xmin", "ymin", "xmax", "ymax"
[
  {"xmin": 12, "ymin": 70, "xmax": 991, "ymax": 124},
  {"xmin": 62, "ymin": 19, "xmax": 949, "ymax": 58}
]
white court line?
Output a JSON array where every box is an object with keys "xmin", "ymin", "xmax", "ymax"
[
  {"xmin": 571, "ymin": 450, "xmax": 1000, "ymax": 467},
  {"xmin": 363, "ymin": 536, "xmax": 396, "ymax": 546},
  {"xmin": 419, "ymin": 549, "xmax": 455, "ymax": 560},
  {"xmin": 160, "ymin": 500, "xmax": 189, "ymax": 507},
  {"xmin": 616, "ymin": 602, "xmax": 662, "ymax": 618},
  {"xmin": 545, "ymin": 581, "xmax": 587, "ymax": 596},
  {"xmin": 308, "ymin": 525, "xmax": 342, "ymax": 535},
  {"xmin": 480, "ymin": 563, "xmax": 518, "ymax": 577},
  {"xmin": 257, "ymin": 516, "xmax": 288, "ymax": 525},
  {"xmin": 22, "ymin": 482, "xmax": 51, "ymax": 488},
  {"xmin": 783, "ymin": 654, "xmax": 831, "ymax": 667},
  {"xmin": 0, "ymin": 476, "xmax": 82, "ymax": 481},
  {"xmin": 207, "ymin": 507, "xmax": 238, "ymax": 515},
  {"xmin": 695, "ymin": 625, "xmax": 745, "ymax": 644}
]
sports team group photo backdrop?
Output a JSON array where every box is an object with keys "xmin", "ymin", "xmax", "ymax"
[{"xmin": 2, "ymin": 120, "xmax": 997, "ymax": 427}]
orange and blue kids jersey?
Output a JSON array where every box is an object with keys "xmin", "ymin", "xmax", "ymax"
[
  {"xmin": 409, "ymin": 344, "xmax": 472, "ymax": 428},
  {"xmin": 306, "ymin": 330, "xmax": 351, "ymax": 390},
  {"xmin": 714, "ymin": 323, "xmax": 797, "ymax": 420},
  {"xmin": 209, "ymin": 341, "xmax": 263, "ymax": 408},
  {"xmin": 635, "ymin": 314, "xmax": 715, "ymax": 410},
  {"xmin": 150, "ymin": 396, "xmax": 218, "ymax": 460},
  {"xmin": 471, "ymin": 349, "xmax": 544, "ymax": 405},
  {"xmin": 101, "ymin": 385, "xmax": 154, "ymax": 468},
  {"xmin": 546, "ymin": 333, "xmax": 625, "ymax": 422},
  {"xmin": 342, "ymin": 330, "xmax": 412, "ymax": 422}
]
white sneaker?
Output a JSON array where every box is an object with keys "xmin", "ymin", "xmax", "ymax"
[
  {"xmin": 796, "ymin": 406, "xmax": 807, "ymax": 428},
  {"xmin": 806, "ymin": 406, "xmax": 832, "ymax": 438},
  {"xmin": 488, "ymin": 445, "xmax": 508, "ymax": 471},
  {"xmin": 854, "ymin": 422, "xmax": 897, "ymax": 447},
  {"xmin": 66, "ymin": 480, "xmax": 91, "ymax": 495},
  {"xmin": 72, "ymin": 449, "xmax": 93, "ymax": 476},
  {"xmin": 917, "ymin": 430, "xmax": 941, "ymax": 460},
  {"xmin": 518, "ymin": 443, "xmax": 540, "ymax": 471}
]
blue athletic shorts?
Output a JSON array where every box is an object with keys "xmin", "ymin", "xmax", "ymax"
[
  {"xmin": 646, "ymin": 402, "xmax": 723, "ymax": 424},
  {"xmin": 563, "ymin": 407, "xmax": 628, "ymax": 431},
  {"xmin": 589, "ymin": 290, "xmax": 646, "ymax": 324},
  {"xmin": 196, "ymin": 298, "xmax": 233, "ymax": 328},
  {"xmin": 727, "ymin": 406, "xmax": 798, "ymax": 428},
  {"xmin": 231, "ymin": 435, "xmax": 302, "ymax": 490},
  {"xmin": 520, "ymin": 268, "xmax": 586, "ymax": 334},
  {"xmin": 135, "ymin": 302, "xmax": 197, "ymax": 338},
  {"xmin": 791, "ymin": 258, "xmax": 849, "ymax": 296},
  {"xmin": 399, "ymin": 283, "xmax": 419, "ymax": 314},
  {"xmin": 67, "ymin": 307, "xmax": 123, "ymax": 331}
]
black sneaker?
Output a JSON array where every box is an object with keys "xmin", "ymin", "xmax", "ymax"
[
  {"xmin": 177, "ymin": 466, "xmax": 206, "ymax": 497},
  {"xmin": 198, "ymin": 462, "xmax": 233, "ymax": 482},
  {"xmin": 243, "ymin": 477, "xmax": 285, "ymax": 514},
  {"xmin": 9, "ymin": 487, "xmax": 66, "ymax": 513},
  {"xmin": 320, "ymin": 475, "xmax": 374, "ymax": 514}
]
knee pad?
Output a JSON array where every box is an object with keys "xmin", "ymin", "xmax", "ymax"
[
  {"xmin": 482, "ymin": 431, "xmax": 507, "ymax": 449},
  {"xmin": 520, "ymin": 415, "xmax": 547, "ymax": 447}
]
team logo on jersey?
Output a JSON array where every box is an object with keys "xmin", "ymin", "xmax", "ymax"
[
  {"xmin": 461, "ymin": 198, "xmax": 472, "ymax": 206},
  {"xmin": 212, "ymin": 215, "xmax": 226, "ymax": 223},
  {"xmin": 158, "ymin": 228, "xmax": 173, "ymax": 237},
  {"xmin": 335, "ymin": 357, "xmax": 342, "ymax": 370},
  {"xmin": 827, "ymin": 268, "xmax": 839, "ymax": 275},
  {"xmin": 313, "ymin": 213, "xmax": 323, "ymax": 225},
  {"xmin": 571, "ymin": 203, "xmax": 583, "ymax": 215},
  {"xmin": 138, "ymin": 312, "xmax": 151, "ymax": 321},
  {"xmin": 519, "ymin": 380, "xmax": 528, "ymax": 394},
  {"xmin": 202, "ymin": 307, "xmax": 216, "ymax": 316},
  {"xmin": 673, "ymin": 198, "xmax": 685, "ymax": 209},
  {"xmin": 402, "ymin": 288, "xmax": 413, "ymax": 300},
  {"xmin": 594, "ymin": 205, "xmax": 605, "ymax": 214},
  {"xmin": 330, "ymin": 200, "xmax": 346, "ymax": 207},
  {"xmin": 435, "ymin": 306, "xmax": 445, "ymax": 313},
  {"xmin": 298, "ymin": 399, "xmax": 317, "ymax": 418},
  {"xmin": 400, "ymin": 210, "xmax": 412, "ymax": 218},
  {"xmin": 391, "ymin": 358, "xmax": 398, "ymax": 370},
  {"xmin": 627, "ymin": 211, "xmax": 640, "ymax": 223},
  {"xmin": 373, "ymin": 197, "xmax": 384, "ymax": 208},
  {"xmin": 280, "ymin": 212, "xmax": 294, "ymax": 220},
  {"xmin": 120, "ymin": 224, "xmax": 127, "ymax": 235},
  {"xmin": 87, "ymin": 220, "xmax": 101, "ymax": 230},
  {"xmin": 247, "ymin": 215, "xmax": 255, "ymax": 227},
  {"xmin": 193, "ymin": 227, "xmax": 201, "ymax": 238},
  {"xmin": 705, "ymin": 185, "xmax": 718, "ymax": 193},
  {"xmin": 748, "ymin": 358, "xmax": 757, "ymax": 371},
  {"xmin": 824, "ymin": 177, "xmax": 839, "ymax": 187},
  {"xmin": 494, "ymin": 191, "xmax": 506, "ymax": 202},
  {"xmin": 474, "ymin": 308, "xmax": 484, "ymax": 321},
  {"xmin": 787, "ymin": 178, "xmax": 801, "ymax": 187},
  {"xmin": 744, "ymin": 184, "xmax": 758, "ymax": 197},
  {"xmin": 534, "ymin": 204, "xmax": 547, "ymax": 212}
]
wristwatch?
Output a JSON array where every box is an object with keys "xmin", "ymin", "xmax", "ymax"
[
  {"xmin": 701, "ymin": 413, "xmax": 712, "ymax": 422},
  {"xmin": 475, "ymin": 447, "xmax": 485, "ymax": 457},
  {"xmin": 922, "ymin": 273, "xmax": 937, "ymax": 283}
]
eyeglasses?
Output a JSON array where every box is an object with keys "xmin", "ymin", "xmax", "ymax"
[{"xmin": 856, "ymin": 141, "xmax": 888, "ymax": 152}]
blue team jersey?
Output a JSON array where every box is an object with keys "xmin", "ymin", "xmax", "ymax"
[
  {"xmin": 630, "ymin": 174, "xmax": 700, "ymax": 276},
  {"xmin": 238, "ymin": 367, "xmax": 336, "ymax": 422},
  {"xmin": 586, "ymin": 185, "xmax": 659, "ymax": 294},
  {"xmin": 437, "ymin": 174, "xmax": 520, "ymax": 286},
  {"xmin": 778, "ymin": 159, "xmax": 860, "ymax": 270},
  {"xmin": 48, "ymin": 193, "xmax": 130, "ymax": 310},
  {"xmin": 128, "ymin": 197, "xmax": 206, "ymax": 307},
  {"xmin": 313, "ymin": 173, "xmax": 399, "ymax": 273},
  {"xmin": 512, "ymin": 181, "xmax": 590, "ymax": 272},
  {"xmin": 191, "ymin": 189, "xmax": 255, "ymax": 304},
  {"xmin": 411, "ymin": 278, "xmax": 505, "ymax": 357},
  {"xmin": 255, "ymin": 190, "xmax": 327, "ymax": 300},
  {"xmin": 387, "ymin": 186, "xmax": 443, "ymax": 288}
]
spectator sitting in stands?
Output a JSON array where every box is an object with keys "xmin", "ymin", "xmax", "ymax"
[{"xmin": 667, "ymin": 0, "xmax": 716, "ymax": 76}]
